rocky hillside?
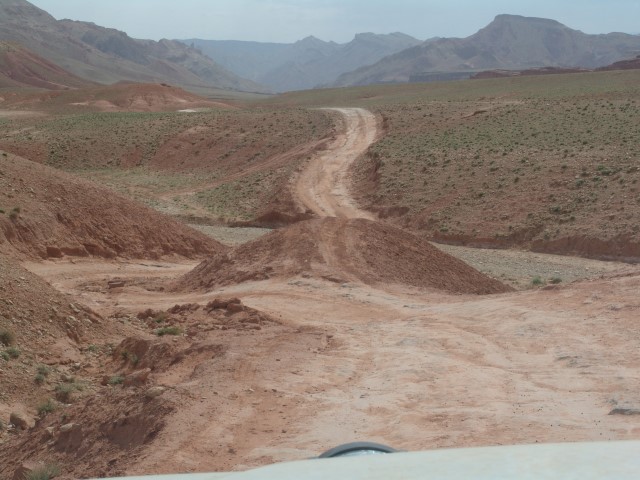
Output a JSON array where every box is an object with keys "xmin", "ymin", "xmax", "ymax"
[
  {"xmin": 184, "ymin": 32, "xmax": 421, "ymax": 92},
  {"xmin": 334, "ymin": 15, "xmax": 640, "ymax": 86},
  {"xmin": 0, "ymin": 0, "xmax": 267, "ymax": 92},
  {"xmin": 0, "ymin": 41, "xmax": 93, "ymax": 89}
]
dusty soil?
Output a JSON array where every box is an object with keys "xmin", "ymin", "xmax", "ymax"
[
  {"xmin": 0, "ymin": 151, "xmax": 224, "ymax": 260},
  {"xmin": 1, "ymin": 104, "xmax": 639, "ymax": 479}
]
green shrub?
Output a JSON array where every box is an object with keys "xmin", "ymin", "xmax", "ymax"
[
  {"xmin": 8, "ymin": 206, "xmax": 20, "ymax": 220},
  {"xmin": 37, "ymin": 398, "xmax": 57, "ymax": 416},
  {"xmin": 108, "ymin": 375, "xmax": 124, "ymax": 385},
  {"xmin": 6, "ymin": 346, "xmax": 20, "ymax": 358},
  {"xmin": 550, "ymin": 277, "xmax": 563, "ymax": 284},
  {"xmin": 0, "ymin": 328, "xmax": 15, "ymax": 346},
  {"xmin": 155, "ymin": 326, "xmax": 182, "ymax": 336},
  {"xmin": 531, "ymin": 276, "xmax": 545, "ymax": 286},
  {"xmin": 0, "ymin": 351, "xmax": 9, "ymax": 361},
  {"xmin": 37, "ymin": 365, "xmax": 52, "ymax": 376},
  {"xmin": 54, "ymin": 381, "xmax": 83, "ymax": 403},
  {"xmin": 25, "ymin": 464, "xmax": 61, "ymax": 480},
  {"xmin": 34, "ymin": 373, "xmax": 46, "ymax": 385}
]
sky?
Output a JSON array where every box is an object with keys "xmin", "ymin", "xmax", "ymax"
[{"xmin": 29, "ymin": 0, "xmax": 640, "ymax": 44}]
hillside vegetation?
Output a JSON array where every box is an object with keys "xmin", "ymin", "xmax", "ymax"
[{"xmin": 275, "ymin": 70, "xmax": 640, "ymax": 260}]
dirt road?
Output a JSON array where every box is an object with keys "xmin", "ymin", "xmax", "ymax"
[
  {"xmin": 15, "ymin": 104, "xmax": 640, "ymax": 477},
  {"xmin": 295, "ymin": 108, "xmax": 377, "ymax": 219}
]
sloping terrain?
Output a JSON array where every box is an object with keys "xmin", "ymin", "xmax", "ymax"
[
  {"xmin": 1, "ymin": 82, "xmax": 231, "ymax": 112},
  {"xmin": 334, "ymin": 15, "xmax": 640, "ymax": 86},
  {"xmin": 0, "ymin": 151, "xmax": 225, "ymax": 259},
  {"xmin": 186, "ymin": 33, "xmax": 421, "ymax": 92},
  {"xmin": 0, "ymin": 0, "xmax": 266, "ymax": 92},
  {"xmin": 0, "ymin": 40, "xmax": 92, "ymax": 89},
  {"xmin": 176, "ymin": 217, "xmax": 512, "ymax": 295}
]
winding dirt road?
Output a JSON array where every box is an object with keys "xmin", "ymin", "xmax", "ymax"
[
  {"xmin": 20, "ymin": 106, "xmax": 640, "ymax": 477},
  {"xmin": 295, "ymin": 108, "xmax": 377, "ymax": 219}
]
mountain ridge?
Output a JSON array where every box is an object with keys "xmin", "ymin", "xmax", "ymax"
[
  {"xmin": 333, "ymin": 14, "xmax": 640, "ymax": 87},
  {"xmin": 0, "ymin": 0, "xmax": 268, "ymax": 93},
  {"xmin": 183, "ymin": 32, "xmax": 422, "ymax": 92}
]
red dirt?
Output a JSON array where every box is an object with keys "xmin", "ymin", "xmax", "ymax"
[
  {"xmin": 0, "ymin": 152, "xmax": 225, "ymax": 260},
  {"xmin": 1, "ymin": 102, "xmax": 638, "ymax": 480},
  {"xmin": 176, "ymin": 217, "xmax": 512, "ymax": 295},
  {"xmin": 1, "ymin": 82, "xmax": 233, "ymax": 113}
]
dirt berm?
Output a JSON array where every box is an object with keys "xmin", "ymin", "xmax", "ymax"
[
  {"xmin": 176, "ymin": 217, "xmax": 513, "ymax": 295},
  {"xmin": 0, "ymin": 152, "xmax": 225, "ymax": 259}
]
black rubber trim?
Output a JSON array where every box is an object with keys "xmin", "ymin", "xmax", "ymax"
[{"xmin": 318, "ymin": 441, "xmax": 397, "ymax": 458}]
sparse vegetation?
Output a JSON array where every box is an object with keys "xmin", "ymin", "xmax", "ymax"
[
  {"xmin": 155, "ymin": 326, "xmax": 182, "ymax": 336},
  {"xmin": 121, "ymin": 350, "xmax": 139, "ymax": 365},
  {"xmin": 25, "ymin": 463, "xmax": 61, "ymax": 480},
  {"xmin": 54, "ymin": 380, "xmax": 84, "ymax": 403},
  {"xmin": 37, "ymin": 398, "xmax": 58, "ymax": 416},
  {"xmin": 8, "ymin": 206, "xmax": 20, "ymax": 220},
  {"xmin": 108, "ymin": 375, "xmax": 124, "ymax": 385},
  {"xmin": 5, "ymin": 346, "xmax": 20, "ymax": 358},
  {"xmin": 0, "ymin": 328, "xmax": 15, "ymax": 346},
  {"xmin": 532, "ymin": 276, "xmax": 545, "ymax": 286}
]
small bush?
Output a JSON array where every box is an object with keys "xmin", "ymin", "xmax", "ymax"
[
  {"xmin": 26, "ymin": 464, "xmax": 61, "ymax": 480},
  {"xmin": 8, "ymin": 206, "xmax": 20, "ymax": 220},
  {"xmin": 121, "ymin": 350, "xmax": 139, "ymax": 365},
  {"xmin": 35, "ymin": 373, "xmax": 46, "ymax": 385},
  {"xmin": 0, "ymin": 351, "xmax": 9, "ymax": 361},
  {"xmin": 550, "ymin": 277, "xmax": 563, "ymax": 284},
  {"xmin": 54, "ymin": 381, "xmax": 83, "ymax": 403},
  {"xmin": 6, "ymin": 346, "xmax": 20, "ymax": 358},
  {"xmin": 37, "ymin": 365, "xmax": 52, "ymax": 376},
  {"xmin": 37, "ymin": 398, "xmax": 57, "ymax": 416},
  {"xmin": 0, "ymin": 328, "xmax": 15, "ymax": 346},
  {"xmin": 108, "ymin": 375, "xmax": 124, "ymax": 385},
  {"xmin": 155, "ymin": 326, "xmax": 182, "ymax": 336},
  {"xmin": 531, "ymin": 276, "xmax": 545, "ymax": 286}
]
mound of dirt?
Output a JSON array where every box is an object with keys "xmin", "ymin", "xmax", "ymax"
[
  {"xmin": 0, "ymin": 387, "xmax": 174, "ymax": 480},
  {"xmin": 0, "ymin": 254, "xmax": 112, "ymax": 434},
  {"xmin": 4, "ymin": 82, "xmax": 232, "ymax": 112},
  {"xmin": 176, "ymin": 217, "xmax": 512, "ymax": 295},
  {"xmin": 0, "ymin": 152, "xmax": 225, "ymax": 259}
]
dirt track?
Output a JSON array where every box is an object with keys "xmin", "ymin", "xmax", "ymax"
[
  {"xmin": 17, "ymin": 106, "xmax": 640, "ymax": 476},
  {"xmin": 295, "ymin": 108, "xmax": 377, "ymax": 219}
]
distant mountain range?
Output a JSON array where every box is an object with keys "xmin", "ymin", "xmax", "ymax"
[
  {"xmin": 333, "ymin": 15, "xmax": 640, "ymax": 87},
  {"xmin": 1, "ymin": 1, "xmax": 639, "ymax": 94},
  {"xmin": 0, "ymin": 0, "xmax": 267, "ymax": 93},
  {"xmin": 182, "ymin": 33, "xmax": 422, "ymax": 92}
]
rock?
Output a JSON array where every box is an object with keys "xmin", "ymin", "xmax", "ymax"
[
  {"xmin": 206, "ymin": 297, "xmax": 242, "ymax": 311},
  {"xmin": 124, "ymin": 368, "xmax": 152, "ymax": 387},
  {"xmin": 55, "ymin": 423, "xmax": 83, "ymax": 452},
  {"xmin": 60, "ymin": 423, "xmax": 77, "ymax": 433},
  {"xmin": 145, "ymin": 386, "xmax": 166, "ymax": 399},
  {"xmin": 9, "ymin": 412, "xmax": 29, "ymax": 430},
  {"xmin": 226, "ymin": 302, "xmax": 245, "ymax": 314},
  {"xmin": 108, "ymin": 280, "xmax": 126, "ymax": 289}
]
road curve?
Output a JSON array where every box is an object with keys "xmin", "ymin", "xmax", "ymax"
[{"xmin": 295, "ymin": 108, "xmax": 378, "ymax": 219}]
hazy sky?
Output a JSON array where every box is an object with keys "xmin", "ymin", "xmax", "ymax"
[{"xmin": 29, "ymin": 0, "xmax": 639, "ymax": 43}]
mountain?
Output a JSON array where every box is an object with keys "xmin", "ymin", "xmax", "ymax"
[
  {"xmin": 0, "ymin": 0, "xmax": 267, "ymax": 92},
  {"xmin": 0, "ymin": 40, "xmax": 93, "ymax": 89},
  {"xmin": 333, "ymin": 15, "xmax": 640, "ymax": 86},
  {"xmin": 183, "ymin": 32, "xmax": 422, "ymax": 92}
]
